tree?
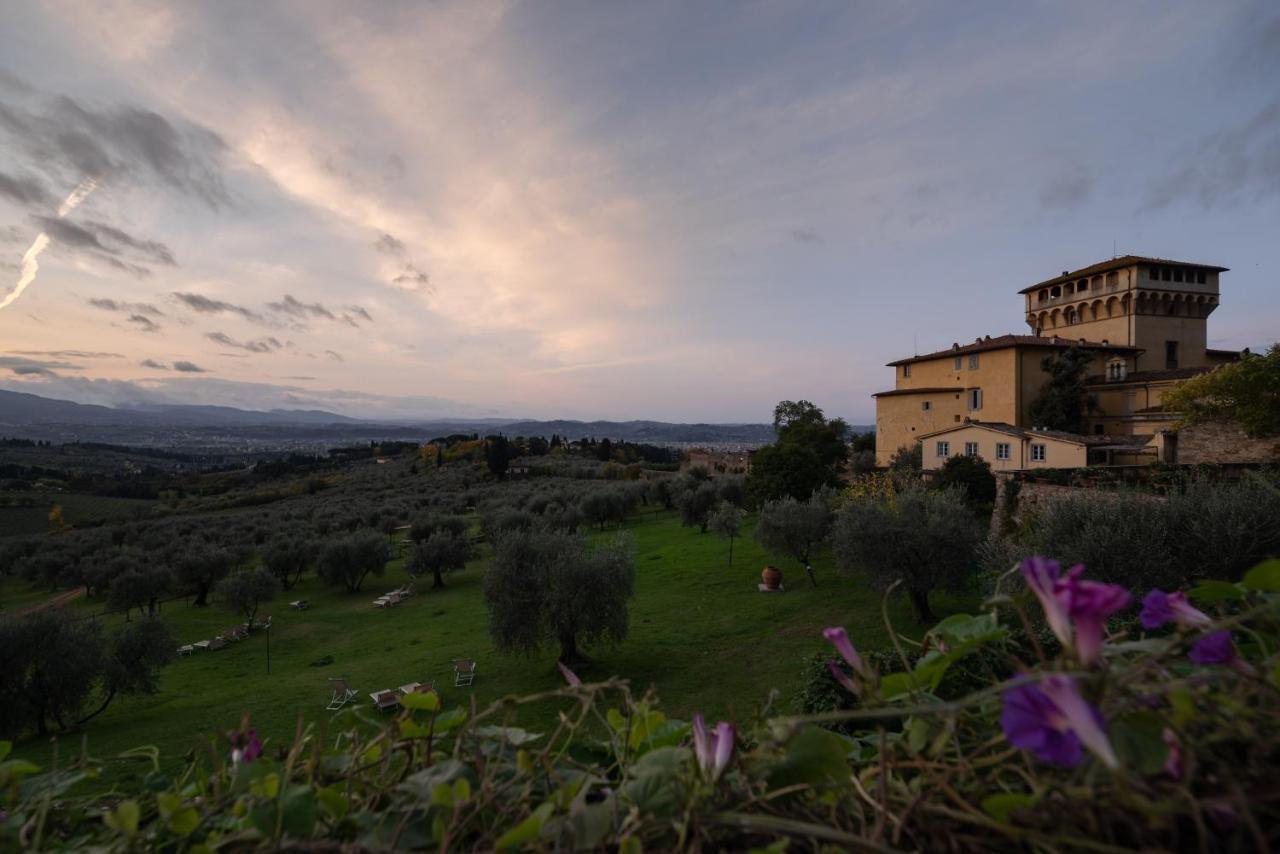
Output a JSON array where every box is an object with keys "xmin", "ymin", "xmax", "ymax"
[
  {"xmin": 483, "ymin": 530, "xmax": 635, "ymax": 667},
  {"xmin": 755, "ymin": 491, "xmax": 833, "ymax": 587},
  {"xmin": 215, "ymin": 568, "xmax": 281, "ymax": 625},
  {"xmin": 175, "ymin": 546, "xmax": 233, "ymax": 607},
  {"xmin": 317, "ymin": 531, "xmax": 390, "ymax": 593},
  {"xmin": 830, "ymin": 482, "xmax": 982, "ymax": 622},
  {"xmin": 108, "ymin": 560, "xmax": 173, "ymax": 621},
  {"xmin": 1164, "ymin": 344, "xmax": 1280, "ymax": 438},
  {"xmin": 76, "ymin": 616, "xmax": 176, "ymax": 727},
  {"xmin": 932, "ymin": 454, "xmax": 997, "ymax": 514},
  {"xmin": 485, "ymin": 435, "xmax": 511, "ymax": 479},
  {"xmin": 408, "ymin": 530, "xmax": 475, "ymax": 588},
  {"xmin": 263, "ymin": 538, "xmax": 313, "ymax": 590},
  {"xmin": 1029, "ymin": 346, "xmax": 1093, "ymax": 433},
  {"xmin": 678, "ymin": 481, "xmax": 719, "ymax": 533},
  {"xmin": 748, "ymin": 400, "xmax": 849, "ymax": 502},
  {"xmin": 889, "ymin": 443, "xmax": 922, "ymax": 472},
  {"xmin": 708, "ymin": 501, "xmax": 744, "ymax": 566}
]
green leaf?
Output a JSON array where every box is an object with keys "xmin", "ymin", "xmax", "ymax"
[
  {"xmin": 433, "ymin": 708, "xmax": 468, "ymax": 734},
  {"xmin": 103, "ymin": 799, "xmax": 140, "ymax": 836},
  {"xmin": 280, "ymin": 785, "xmax": 317, "ymax": 838},
  {"xmin": 168, "ymin": 806, "xmax": 200, "ymax": 837},
  {"xmin": 766, "ymin": 727, "xmax": 852, "ymax": 789},
  {"xmin": 981, "ymin": 792, "xmax": 1038, "ymax": 823},
  {"xmin": 1242, "ymin": 559, "xmax": 1280, "ymax": 592},
  {"xmin": 474, "ymin": 726, "xmax": 544, "ymax": 746},
  {"xmin": 494, "ymin": 802, "xmax": 553, "ymax": 849},
  {"xmin": 315, "ymin": 786, "xmax": 349, "ymax": 820},
  {"xmin": 1188, "ymin": 580, "xmax": 1244, "ymax": 604},
  {"xmin": 1111, "ymin": 712, "xmax": 1168, "ymax": 776},
  {"xmin": 606, "ymin": 708, "xmax": 627, "ymax": 732},
  {"xmin": 0, "ymin": 741, "xmax": 10, "ymax": 762},
  {"xmin": 618, "ymin": 747, "xmax": 687, "ymax": 817},
  {"xmin": 906, "ymin": 717, "xmax": 930, "ymax": 754},
  {"xmin": 401, "ymin": 691, "xmax": 441, "ymax": 712}
]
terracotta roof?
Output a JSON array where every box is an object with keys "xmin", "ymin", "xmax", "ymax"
[
  {"xmin": 1085, "ymin": 366, "xmax": 1212, "ymax": 386},
  {"xmin": 887, "ymin": 334, "xmax": 1142, "ymax": 367},
  {"xmin": 871, "ymin": 387, "xmax": 962, "ymax": 398},
  {"xmin": 917, "ymin": 421, "xmax": 1109, "ymax": 446},
  {"xmin": 1017, "ymin": 255, "xmax": 1228, "ymax": 294}
]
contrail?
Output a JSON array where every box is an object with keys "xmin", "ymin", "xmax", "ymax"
[{"xmin": 0, "ymin": 177, "xmax": 99, "ymax": 312}]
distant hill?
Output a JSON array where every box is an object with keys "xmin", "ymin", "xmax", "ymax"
[
  {"xmin": 480, "ymin": 419, "xmax": 777, "ymax": 444},
  {"xmin": 0, "ymin": 389, "xmax": 355, "ymax": 428}
]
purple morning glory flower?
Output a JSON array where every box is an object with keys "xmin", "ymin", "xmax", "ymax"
[
  {"xmin": 230, "ymin": 728, "xmax": 263, "ymax": 764},
  {"xmin": 691, "ymin": 714, "xmax": 734, "ymax": 780},
  {"xmin": 557, "ymin": 661, "xmax": 582, "ymax": 687},
  {"xmin": 1141, "ymin": 590, "xmax": 1211, "ymax": 630},
  {"xmin": 823, "ymin": 626, "xmax": 873, "ymax": 696},
  {"xmin": 1058, "ymin": 566, "xmax": 1131, "ymax": 665},
  {"xmin": 1019, "ymin": 557, "xmax": 1074, "ymax": 649},
  {"xmin": 1001, "ymin": 674, "xmax": 1118, "ymax": 769},
  {"xmin": 1189, "ymin": 630, "xmax": 1236, "ymax": 665}
]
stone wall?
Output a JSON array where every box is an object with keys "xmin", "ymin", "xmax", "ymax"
[
  {"xmin": 1175, "ymin": 420, "xmax": 1280, "ymax": 465},
  {"xmin": 991, "ymin": 474, "xmax": 1165, "ymax": 535}
]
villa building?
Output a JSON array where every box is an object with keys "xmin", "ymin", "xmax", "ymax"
[{"xmin": 874, "ymin": 256, "xmax": 1242, "ymax": 469}]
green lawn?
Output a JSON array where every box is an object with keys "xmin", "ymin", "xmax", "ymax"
[{"xmin": 5, "ymin": 508, "xmax": 974, "ymax": 791}]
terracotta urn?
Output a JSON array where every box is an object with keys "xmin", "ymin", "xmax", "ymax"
[{"xmin": 761, "ymin": 565, "xmax": 782, "ymax": 590}]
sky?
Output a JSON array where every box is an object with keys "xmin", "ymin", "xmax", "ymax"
[{"xmin": 0, "ymin": 1, "xmax": 1277, "ymax": 424}]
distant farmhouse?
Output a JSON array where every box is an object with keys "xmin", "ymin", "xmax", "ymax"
[{"xmin": 874, "ymin": 255, "xmax": 1253, "ymax": 470}]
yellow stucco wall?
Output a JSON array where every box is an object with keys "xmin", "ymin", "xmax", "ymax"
[{"xmin": 920, "ymin": 425, "xmax": 1087, "ymax": 472}]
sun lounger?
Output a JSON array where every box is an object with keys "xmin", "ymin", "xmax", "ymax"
[
  {"xmin": 452, "ymin": 659, "xmax": 476, "ymax": 687},
  {"xmin": 398, "ymin": 680, "xmax": 436, "ymax": 696},
  {"xmin": 370, "ymin": 689, "xmax": 401, "ymax": 712},
  {"xmin": 326, "ymin": 677, "xmax": 359, "ymax": 711},
  {"xmin": 193, "ymin": 640, "xmax": 211, "ymax": 652},
  {"xmin": 208, "ymin": 637, "xmax": 227, "ymax": 651},
  {"xmin": 289, "ymin": 600, "xmax": 310, "ymax": 611},
  {"xmin": 177, "ymin": 644, "xmax": 194, "ymax": 656}
]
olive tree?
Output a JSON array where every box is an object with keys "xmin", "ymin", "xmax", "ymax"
[
  {"xmin": 215, "ymin": 568, "xmax": 281, "ymax": 625},
  {"xmin": 755, "ymin": 490, "xmax": 834, "ymax": 587},
  {"xmin": 408, "ymin": 530, "xmax": 475, "ymax": 588},
  {"xmin": 483, "ymin": 530, "xmax": 635, "ymax": 667},
  {"xmin": 677, "ymin": 481, "xmax": 719, "ymax": 533},
  {"xmin": 175, "ymin": 546, "xmax": 234, "ymax": 607},
  {"xmin": 830, "ymin": 483, "xmax": 982, "ymax": 623},
  {"xmin": 708, "ymin": 501, "xmax": 744, "ymax": 566},
  {"xmin": 316, "ymin": 530, "xmax": 390, "ymax": 593}
]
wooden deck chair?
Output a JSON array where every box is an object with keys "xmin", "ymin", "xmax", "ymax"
[
  {"xmin": 452, "ymin": 658, "xmax": 477, "ymax": 687},
  {"xmin": 326, "ymin": 677, "xmax": 358, "ymax": 711},
  {"xmin": 370, "ymin": 689, "xmax": 400, "ymax": 712}
]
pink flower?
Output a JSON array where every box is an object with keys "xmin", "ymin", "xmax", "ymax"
[
  {"xmin": 1188, "ymin": 630, "xmax": 1236, "ymax": 665},
  {"xmin": 691, "ymin": 714, "xmax": 734, "ymax": 780},
  {"xmin": 230, "ymin": 728, "xmax": 262, "ymax": 764},
  {"xmin": 1058, "ymin": 566, "xmax": 1132, "ymax": 665},
  {"xmin": 823, "ymin": 626, "xmax": 873, "ymax": 696},
  {"xmin": 1000, "ymin": 674, "xmax": 1118, "ymax": 769},
  {"xmin": 557, "ymin": 661, "xmax": 582, "ymax": 687},
  {"xmin": 1019, "ymin": 557, "xmax": 1073, "ymax": 648},
  {"xmin": 1019, "ymin": 558, "xmax": 1131, "ymax": 665},
  {"xmin": 1141, "ymin": 590, "xmax": 1211, "ymax": 630}
]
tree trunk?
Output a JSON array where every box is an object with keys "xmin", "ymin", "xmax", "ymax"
[
  {"xmin": 433, "ymin": 566, "xmax": 445, "ymax": 589},
  {"xmin": 804, "ymin": 563, "xmax": 817, "ymax": 588},
  {"xmin": 728, "ymin": 537, "xmax": 734, "ymax": 567},
  {"xmin": 193, "ymin": 584, "xmax": 210, "ymax": 607},
  {"xmin": 908, "ymin": 588, "xmax": 935, "ymax": 624},
  {"xmin": 76, "ymin": 687, "xmax": 117, "ymax": 727},
  {"xmin": 558, "ymin": 634, "xmax": 580, "ymax": 667}
]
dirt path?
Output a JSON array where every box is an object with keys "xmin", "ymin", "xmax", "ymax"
[{"xmin": 10, "ymin": 586, "xmax": 87, "ymax": 617}]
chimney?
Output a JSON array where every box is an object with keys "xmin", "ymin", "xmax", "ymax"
[
  {"xmin": 952, "ymin": 342, "xmax": 959, "ymax": 350},
  {"xmin": 1062, "ymin": 271, "xmax": 1069, "ymax": 277},
  {"xmin": 1101, "ymin": 339, "xmax": 1109, "ymax": 346}
]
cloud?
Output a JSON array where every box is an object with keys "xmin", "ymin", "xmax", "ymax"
[
  {"xmin": 205, "ymin": 331, "xmax": 284, "ymax": 353},
  {"xmin": 88, "ymin": 297, "xmax": 164, "ymax": 316},
  {"xmin": 1039, "ymin": 167, "xmax": 1094, "ymax": 211},
  {"xmin": 172, "ymin": 291, "xmax": 266, "ymax": 323},
  {"xmin": 1143, "ymin": 100, "xmax": 1280, "ymax": 210},
  {"xmin": 345, "ymin": 305, "xmax": 373, "ymax": 322},
  {"xmin": 140, "ymin": 358, "xmax": 168, "ymax": 369},
  {"xmin": 391, "ymin": 263, "xmax": 430, "ymax": 291},
  {"xmin": 268, "ymin": 293, "xmax": 334, "ymax": 320},
  {"xmin": 0, "ymin": 171, "xmax": 52, "ymax": 206},
  {"xmin": 324, "ymin": 349, "xmax": 344, "ymax": 361},
  {"xmin": 373, "ymin": 232, "xmax": 406, "ymax": 255},
  {"xmin": 28, "ymin": 215, "xmax": 176, "ymax": 272},
  {"xmin": 0, "ymin": 355, "xmax": 79, "ymax": 376},
  {"xmin": 789, "ymin": 227, "xmax": 823, "ymax": 245},
  {"xmin": 172, "ymin": 360, "xmax": 207, "ymax": 373},
  {"xmin": 9, "ymin": 349, "xmax": 122, "ymax": 358},
  {"xmin": 0, "ymin": 89, "xmax": 230, "ymax": 207},
  {"xmin": 127, "ymin": 314, "xmax": 161, "ymax": 333}
]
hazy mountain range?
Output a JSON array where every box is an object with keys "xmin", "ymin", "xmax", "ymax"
[{"xmin": 0, "ymin": 389, "xmax": 803, "ymax": 446}]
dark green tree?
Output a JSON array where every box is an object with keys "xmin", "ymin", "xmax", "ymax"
[
  {"xmin": 932, "ymin": 454, "xmax": 997, "ymax": 514},
  {"xmin": 1029, "ymin": 346, "xmax": 1093, "ymax": 433},
  {"xmin": 215, "ymin": 568, "xmax": 281, "ymax": 625},
  {"xmin": 408, "ymin": 530, "xmax": 475, "ymax": 588},
  {"xmin": 755, "ymin": 490, "xmax": 833, "ymax": 587},
  {"xmin": 485, "ymin": 435, "xmax": 510, "ymax": 479},
  {"xmin": 317, "ymin": 531, "xmax": 390, "ymax": 593},
  {"xmin": 748, "ymin": 400, "xmax": 849, "ymax": 502},
  {"xmin": 484, "ymin": 530, "xmax": 635, "ymax": 667},
  {"xmin": 1164, "ymin": 343, "xmax": 1280, "ymax": 438}
]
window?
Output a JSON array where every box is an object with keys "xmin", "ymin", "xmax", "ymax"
[
  {"xmin": 964, "ymin": 442, "xmax": 979, "ymax": 456},
  {"xmin": 1149, "ymin": 266, "xmax": 1160, "ymax": 280},
  {"xmin": 1064, "ymin": 307, "xmax": 1076, "ymax": 325},
  {"xmin": 1166, "ymin": 341, "xmax": 1179, "ymax": 370},
  {"xmin": 996, "ymin": 442, "xmax": 1010, "ymax": 461},
  {"xmin": 1106, "ymin": 271, "xmax": 1119, "ymax": 288},
  {"xmin": 902, "ymin": 364, "xmax": 911, "ymax": 378},
  {"xmin": 953, "ymin": 356, "xmax": 963, "ymax": 371},
  {"xmin": 1031, "ymin": 443, "xmax": 1046, "ymax": 462},
  {"xmin": 1174, "ymin": 269, "xmax": 1183, "ymax": 283},
  {"xmin": 921, "ymin": 400, "xmax": 932, "ymax": 411},
  {"xmin": 1094, "ymin": 424, "xmax": 1105, "ymax": 435},
  {"xmin": 1162, "ymin": 268, "xmax": 1171, "ymax": 281},
  {"xmin": 936, "ymin": 441, "xmax": 950, "ymax": 459},
  {"xmin": 1196, "ymin": 271, "xmax": 1206, "ymax": 284},
  {"xmin": 968, "ymin": 353, "xmax": 980, "ymax": 369},
  {"xmin": 968, "ymin": 389, "xmax": 983, "ymax": 411}
]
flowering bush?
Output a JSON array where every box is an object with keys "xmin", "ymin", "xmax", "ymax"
[{"xmin": 3, "ymin": 557, "xmax": 1279, "ymax": 850}]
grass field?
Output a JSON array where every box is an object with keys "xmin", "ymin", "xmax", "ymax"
[
  {"xmin": 0, "ymin": 491, "xmax": 155, "ymax": 537},
  {"xmin": 5, "ymin": 508, "xmax": 973, "ymax": 791}
]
